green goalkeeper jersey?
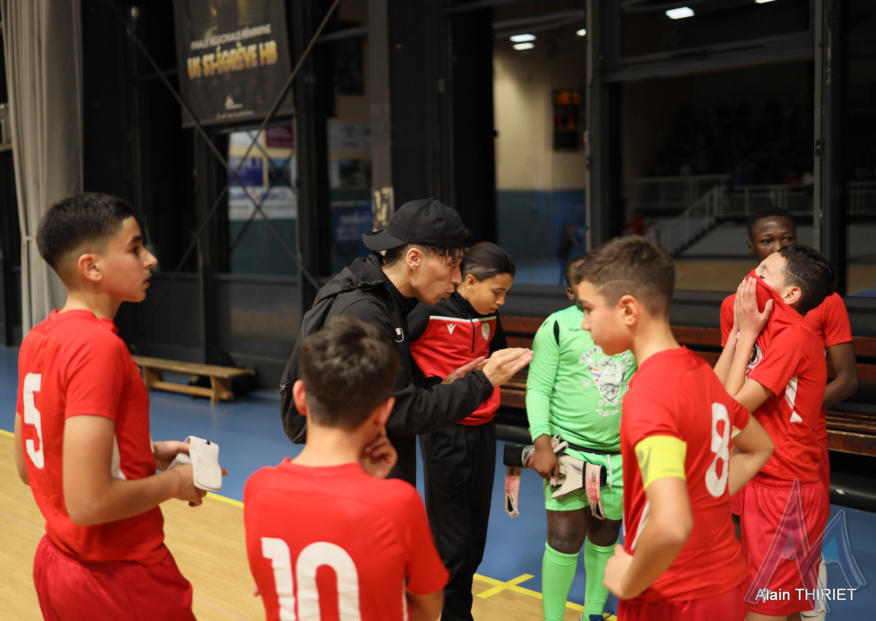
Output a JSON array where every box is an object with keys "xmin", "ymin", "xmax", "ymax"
[{"xmin": 526, "ymin": 305, "xmax": 636, "ymax": 452}]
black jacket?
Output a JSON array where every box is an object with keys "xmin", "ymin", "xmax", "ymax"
[{"xmin": 320, "ymin": 253, "xmax": 494, "ymax": 484}]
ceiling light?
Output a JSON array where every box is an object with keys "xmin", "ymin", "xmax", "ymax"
[
  {"xmin": 510, "ymin": 34, "xmax": 536, "ymax": 43},
  {"xmin": 755, "ymin": 0, "xmax": 776, "ymax": 3},
  {"xmin": 513, "ymin": 42, "xmax": 535, "ymax": 50},
  {"xmin": 576, "ymin": 28, "xmax": 587, "ymax": 36},
  {"xmin": 666, "ymin": 7, "xmax": 694, "ymax": 19}
]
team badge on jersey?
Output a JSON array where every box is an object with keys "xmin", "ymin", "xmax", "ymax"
[
  {"xmin": 447, "ymin": 323, "xmax": 456, "ymax": 335},
  {"xmin": 747, "ymin": 342, "xmax": 763, "ymax": 375},
  {"xmin": 580, "ymin": 347, "xmax": 631, "ymax": 407},
  {"xmin": 481, "ymin": 323, "xmax": 490, "ymax": 340}
]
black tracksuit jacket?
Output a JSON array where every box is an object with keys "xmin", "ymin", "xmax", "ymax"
[{"xmin": 318, "ymin": 252, "xmax": 494, "ymax": 485}]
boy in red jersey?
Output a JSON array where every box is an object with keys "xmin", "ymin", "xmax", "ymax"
[
  {"xmin": 715, "ymin": 244, "xmax": 836, "ymax": 620},
  {"xmin": 720, "ymin": 208, "xmax": 857, "ymax": 525},
  {"xmin": 14, "ymin": 193, "xmax": 207, "ymax": 620},
  {"xmin": 244, "ymin": 316, "xmax": 448, "ymax": 621},
  {"xmin": 720, "ymin": 208, "xmax": 855, "ymax": 620},
  {"xmin": 572, "ymin": 236, "xmax": 774, "ymax": 621}
]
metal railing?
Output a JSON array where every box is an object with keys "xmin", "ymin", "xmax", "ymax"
[
  {"xmin": 656, "ymin": 177, "xmax": 876, "ymax": 255},
  {"xmin": 632, "ymin": 175, "xmax": 731, "ymax": 212},
  {"xmin": 848, "ymin": 181, "xmax": 876, "ymax": 216},
  {"xmin": 659, "ymin": 186, "xmax": 723, "ymax": 255}
]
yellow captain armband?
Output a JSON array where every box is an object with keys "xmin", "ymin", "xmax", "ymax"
[{"xmin": 635, "ymin": 436, "xmax": 687, "ymax": 490}]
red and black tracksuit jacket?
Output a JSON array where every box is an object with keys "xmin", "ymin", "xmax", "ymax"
[{"xmin": 408, "ymin": 291, "xmax": 507, "ymax": 425}]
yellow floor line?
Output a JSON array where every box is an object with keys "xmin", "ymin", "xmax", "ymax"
[
  {"xmin": 473, "ymin": 573, "xmax": 619, "ymax": 617},
  {"xmin": 0, "ymin": 431, "xmax": 615, "ymax": 619},
  {"xmin": 206, "ymin": 492, "xmax": 244, "ymax": 508},
  {"xmin": 475, "ymin": 573, "xmax": 534, "ymax": 599}
]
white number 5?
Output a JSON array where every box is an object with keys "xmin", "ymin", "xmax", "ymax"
[
  {"xmin": 23, "ymin": 373, "xmax": 45, "ymax": 469},
  {"xmin": 705, "ymin": 403, "xmax": 730, "ymax": 497}
]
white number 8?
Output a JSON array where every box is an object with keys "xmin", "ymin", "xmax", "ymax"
[
  {"xmin": 23, "ymin": 373, "xmax": 45, "ymax": 469},
  {"xmin": 705, "ymin": 403, "xmax": 730, "ymax": 497}
]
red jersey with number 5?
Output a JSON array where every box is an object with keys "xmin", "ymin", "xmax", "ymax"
[
  {"xmin": 621, "ymin": 347, "xmax": 750, "ymax": 603},
  {"xmin": 15, "ymin": 310, "xmax": 166, "ymax": 565},
  {"xmin": 244, "ymin": 460, "xmax": 448, "ymax": 621}
]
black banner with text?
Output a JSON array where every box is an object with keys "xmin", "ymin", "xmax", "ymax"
[{"xmin": 172, "ymin": 0, "xmax": 294, "ymax": 127}]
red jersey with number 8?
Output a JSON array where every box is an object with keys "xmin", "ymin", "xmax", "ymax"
[
  {"xmin": 245, "ymin": 459, "xmax": 449, "ymax": 621},
  {"xmin": 15, "ymin": 310, "xmax": 166, "ymax": 565},
  {"xmin": 621, "ymin": 347, "xmax": 750, "ymax": 603}
]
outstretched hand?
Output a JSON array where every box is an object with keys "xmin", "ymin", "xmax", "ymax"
[
  {"xmin": 443, "ymin": 356, "xmax": 487, "ymax": 384},
  {"xmin": 734, "ymin": 278, "xmax": 772, "ymax": 338},
  {"xmin": 482, "ymin": 348, "xmax": 534, "ymax": 388}
]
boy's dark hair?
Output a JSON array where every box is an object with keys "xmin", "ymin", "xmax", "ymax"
[
  {"xmin": 461, "ymin": 242, "xmax": 516, "ymax": 281},
  {"xmin": 36, "ymin": 193, "xmax": 135, "ymax": 276},
  {"xmin": 564, "ymin": 252, "xmax": 588, "ymax": 288},
  {"xmin": 571, "ymin": 237, "xmax": 675, "ymax": 317},
  {"xmin": 777, "ymin": 244, "xmax": 835, "ymax": 315},
  {"xmin": 382, "ymin": 240, "xmax": 468, "ymax": 268},
  {"xmin": 747, "ymin": 206, "xmax": 796, "ymax": 239},
  {"xmin": 300, "ymin": 315, "xmax": 400, "ymax": 429}
]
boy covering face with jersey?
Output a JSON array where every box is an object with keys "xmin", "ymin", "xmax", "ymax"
[
  {"xmin": 714, "ymin": 244, "xmax": 835, "ymax": 620},
  {"xmin": 719, "ymin": 208, "xmax": 856, "ymax": 575},
  {"xmin": 573, "ymin": 236, "xmax": 773, "ymax": 621}
]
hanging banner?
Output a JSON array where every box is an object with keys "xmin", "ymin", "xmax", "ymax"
[{"xmin": 172, "ymin": 0, "xmax": 294, "ymax": 127}]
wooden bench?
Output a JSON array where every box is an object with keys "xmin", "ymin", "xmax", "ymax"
[
  {"xmin": 498, "ymin": 316, "xmax": 876, "ymax": 457},
  {"xmin": 133, "ymin": 356, "xmax": 255, "ymax": 405}
]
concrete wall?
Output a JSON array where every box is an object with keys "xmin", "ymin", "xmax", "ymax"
[{"xmin": 493, "ymin": 25, "xmax": 587, "ymax": 263}]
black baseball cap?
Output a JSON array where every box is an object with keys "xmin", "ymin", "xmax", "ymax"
[{"xmin": 363, "ymin": 198, "xmax": 468, "ymax": 251}]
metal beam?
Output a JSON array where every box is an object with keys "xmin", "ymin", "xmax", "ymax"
[
  {"xmin": 369, "ymin": 0, "xmax": 393, "ymax": 208},
  {"xmin": 814, "ymin": 0, "xmax": 846, "ymax": 293},
  {"xmin": 586, "ymin": 0, "xmax": 622, "ymax": 249}
]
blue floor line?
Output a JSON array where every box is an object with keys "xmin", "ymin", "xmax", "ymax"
[{"xmin": 2, "ymin": 345, "xmax": 874, "ymax": 616}]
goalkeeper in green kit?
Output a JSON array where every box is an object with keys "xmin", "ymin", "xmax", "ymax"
[{"xmin": 526, "ymin": 253, "xmax": 635, "ymax": 621}]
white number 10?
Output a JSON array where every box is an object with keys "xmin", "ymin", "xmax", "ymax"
[
  {"xmin": 262, "ymin": 538, "xmax": 362, "ymax": 620},
  {"xmin": 705, "ymin": 403, "xmax": 730, "ymax": 497},
  {"xmin": 23, "ymin": 373, "xmax": 44, "ymax": 469}
]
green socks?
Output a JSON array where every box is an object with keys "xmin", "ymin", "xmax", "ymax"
[
  {"xmin": 542, "ymin": 542, "xmax": 578, "ymax": 621},
  {"xmin": 583, "ymin": 539, "xmax": 616, "ymax": 618}
]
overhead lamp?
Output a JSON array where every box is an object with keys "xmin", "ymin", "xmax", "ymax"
[
  {"xmin": 513, "ymin": 42, "xmax": 535, "ymax": 50},
  {"xmin": 755, "ymin": 0, "xmax": 776, "ymax": 3},
  {"xmin": 576, "ymin": 28, "xmax": 587, "ymax": 36},
  {"xmin": 666, "ymin": 7, "xmax": 694, "ymax": 19},
  {"xmin": 510, "ymin": 34, "xmax": 536, "ymax": 43}
]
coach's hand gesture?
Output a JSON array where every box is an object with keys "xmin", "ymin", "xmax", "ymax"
[
  {"xmin": 442, "ymin": 356, "xmax": 487, "ymax": 384},
  {"xmin": 482, "ymin": 348, "xmax": 533, "ymax": 388}
]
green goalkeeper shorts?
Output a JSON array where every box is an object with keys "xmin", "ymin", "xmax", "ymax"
[{"xmin": 542, "ymin": 449, "xmax": 624, "ymax": 520}]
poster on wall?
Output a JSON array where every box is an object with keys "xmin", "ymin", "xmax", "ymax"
[{"xmin": 172, "ymin": 0, "xmax": 294, "ymax": 127}]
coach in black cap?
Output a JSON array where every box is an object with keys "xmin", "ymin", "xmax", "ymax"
[{"xmin": 293, "ymin": 198, "xmax": 532, "ymax": 485}]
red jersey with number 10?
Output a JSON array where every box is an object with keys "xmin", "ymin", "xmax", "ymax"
[
  {"xmin": 621, "ymin": 347, "xmax": 750, "ymax": 603},
  {"xmin": 245, "ymin": 460, "xmax": 448, "ymax": 621},
  {"xmin": 15, "ymin": 310, "xmax": 166, "ymax": 565}
]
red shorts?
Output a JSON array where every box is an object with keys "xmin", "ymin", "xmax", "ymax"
[
  {"xmin": 739, "ymin": 475, "xmax": 828, "ymax": 616},
  {"xmin": 818, "ymin": 433, "xmax": 830, "ymax": 509},
  {"xmin": 730, "ymin": 482, "xmax": 745, "ymax": 517},
  {"xmin": 34, "ymin": 536, "xmax": 196, "ymax": 621},
  {"xmin": 619, "ymin": 583, "xmax": 747, "ymax": 621}
]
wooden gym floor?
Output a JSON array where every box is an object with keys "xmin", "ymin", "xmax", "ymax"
[{"xmin": 0, "ymin": 431, "xmax": 587, "ymax": 620}]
